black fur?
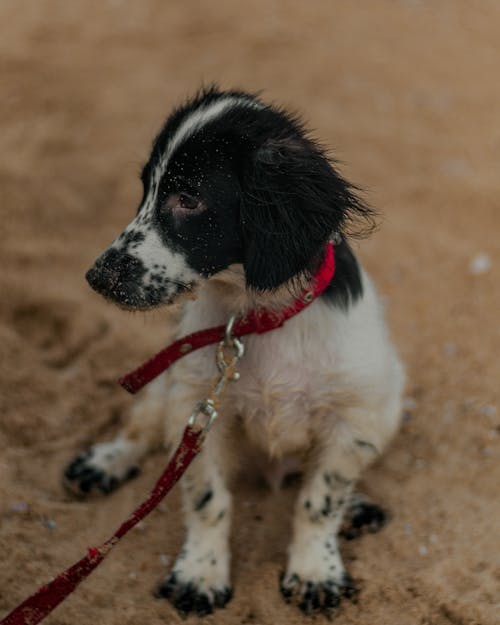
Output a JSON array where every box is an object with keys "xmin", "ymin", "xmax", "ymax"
[{"xmin": 321, "ymin": 238, "xmax": 364, "ymax": 309}]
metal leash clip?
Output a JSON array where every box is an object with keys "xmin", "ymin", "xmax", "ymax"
[{"xmin": 188, "ymin": 315, "xmax": 244, "ymax": 433}]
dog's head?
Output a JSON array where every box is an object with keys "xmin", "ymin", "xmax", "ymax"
[{"xmin": 86, "ymin": 87, "xmax": 373, "ymax": 309}]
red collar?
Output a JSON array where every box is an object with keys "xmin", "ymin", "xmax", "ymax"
[{"xmin": 120, "ymin": 241, "xmax": 335, "ymax": 394}]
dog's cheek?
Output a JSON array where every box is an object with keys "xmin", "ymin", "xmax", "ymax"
[{"xmin": 130, "ymin": 229, "xmax": 200, "ymax": 285}]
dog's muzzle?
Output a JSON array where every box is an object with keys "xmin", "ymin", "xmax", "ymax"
[{"xmin": 86, "ymin": 248, "xmax": 146, "ymax": 304}]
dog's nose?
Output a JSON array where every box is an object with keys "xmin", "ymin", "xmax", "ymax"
[
  {"xmin": 86, "ymin": 249, "xmax": 143, "ymax": 295},
  {"xmin": 86, "ymin": 261, "xmax": 120, "ymax": 294}
]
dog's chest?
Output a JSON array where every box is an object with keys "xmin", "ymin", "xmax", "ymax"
[{"xmin": 225, "ymin": 324, "xmax": 330, "ymax": 458}]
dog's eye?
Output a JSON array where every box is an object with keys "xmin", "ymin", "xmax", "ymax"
[
  {"xmin": 178, "ymin": 192, "xmax": 200, "ymax": 210},
  {"xmin": 164, "ymin": 192, "xmax": 204, "ymax": 215}
]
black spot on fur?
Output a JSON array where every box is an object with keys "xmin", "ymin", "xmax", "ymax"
[
  {"xmin": 332, "ymin": 472, "xmax": 352, "ymax": 486},
  {"xmin": 342, "ymin": 501, "xmax": 387, "ymax": 540},
  {"xmin": 354, "ymin": 439, "xmax": 379, "ymax": 454},
  {"xmin": 194, "ymin": 489, "xmax": 213, "ymax": 511},
  {"xmin": 321, "ymin": 495, "xmax": 332, "ymax": 517}
]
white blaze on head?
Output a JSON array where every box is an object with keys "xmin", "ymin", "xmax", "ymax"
[{"xmin": 158, "ymin": 95, "xmax": 264, "ymax": 174}]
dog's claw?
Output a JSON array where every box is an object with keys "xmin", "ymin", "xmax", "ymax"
[
  {"xmin": 280, "ymin": 571, "xmax": 357, "ymax": 615},
  {"xmin": 156, "ymin": 572, "xmax": 232, "ymax": 616}
]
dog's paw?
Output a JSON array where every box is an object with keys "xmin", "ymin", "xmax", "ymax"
[
  {"xmin": 63, "ymin": 439, "xmax": 140, "ymax": 496},
  {"xmin": 280, "ymin": 571, "xmax": 358, "ymax": 615},
  {"xmin": 156, "ymin": 572, "xmax": 232, "ymax": 616},
  {"xmin": 341, "ymin": 499, "xmax": 387, "ymax": 540}
]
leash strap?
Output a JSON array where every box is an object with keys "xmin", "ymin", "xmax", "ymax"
[
  {"xmin": 0, "ymin": 425, "xmax": 204, "ymax": 625},
  {"xmin": 120, "ymin": 241, "xmax": 335, "ymax": 394}
]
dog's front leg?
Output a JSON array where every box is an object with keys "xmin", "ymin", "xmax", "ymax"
[
  {"xmin": 281, "ymin": 410, "xmax": 388, "ymax": 615},
  {"xmin": 157, "ymin": 378, "xmax": 233, "ymax": 616}
]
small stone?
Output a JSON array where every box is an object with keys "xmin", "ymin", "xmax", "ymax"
[
  {"xmin": 129, "ymin": 571, "xmax": 137, "ymax": 580},
  {"xmin": 418, "ymin": 545, "xmax": 428, "ymax": 556},
  {"xmin": 402, "ymin": 411, "xmax": 413, "ymax": 424},
  {"xmin": 469, "ymin": 253, "xmax": 492, "ymax": 275},
  {"xmin": 403, "ymin": 397, "xmax": 417, "ymax": 411},
  {"xmin": 404, "ymin": 523, "xmax": 413, "ymax": 536},
  {"xmin": 11, "ymin": 501, "xmax": 29, "ymax": 513},
  {"xmin": 479, "ymin": 404, "xmax": 497, "ymax": 419},
  {"xmin": 160, "ymin": 554, "xmax": 170, "ymax": 567},
  {"xmin": 443, "ymin": 343, "xmax": 457, "ymax": 357},
  {"xmin": 402, "ymin": 397, "xmax": 417, "ymax": 424},
  {"xmin": 43, "ymin": 519, "xmax": 57, "ymax": 530},
  {"xmin": 430, "ymin": 534, "xmax": 439, "ymax": 544}
]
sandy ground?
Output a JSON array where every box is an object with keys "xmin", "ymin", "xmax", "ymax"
[{"xmin": 1, "ymin": 1, "xmax": 499, "ymax": 624}]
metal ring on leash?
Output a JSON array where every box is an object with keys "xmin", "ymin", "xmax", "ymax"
[{"xmin": 189, "ymin": 315, "xmax": 245, "ymax": 432}]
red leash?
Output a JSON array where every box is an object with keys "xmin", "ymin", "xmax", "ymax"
[
  {"xmin": 1, "ymin": 426, "xmax": 204, "ymax": 625},
  {"xmin": 120, "ymin": 242, "xmax": 335, "ymax": 394},
  {"xmin": 1, "ymin": 243, "xmax": 335, "ymax": 625}
]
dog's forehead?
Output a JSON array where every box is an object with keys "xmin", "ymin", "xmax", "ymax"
[{"xmin": 150, "ymin": 95, "xmax": 264, "ymax": 185}]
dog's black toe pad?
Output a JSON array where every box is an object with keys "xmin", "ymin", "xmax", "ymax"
[
  {"xmin": 156, "ymin": 573, "xmax": 232, "ymax": 616},
  {"xmin": 63, "ymin": 451, "xmax": 139, "ymax": 497}
]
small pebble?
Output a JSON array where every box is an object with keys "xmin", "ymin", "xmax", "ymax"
[
  {"xmin": 443, "ymin": 343, "xmax": 457, "ymax": 357},
  {"xmin": 11, "ymin": 501, "xmax": 29, "ymax": 513},
  {"xmin": 469, "ymin": 253, "xmax": 492, "ymax": 275},
  {"xmin": 42, "ymin": 519, "xmax": 57, "ymax": 530},
  {"xmin": 160, "ymin": 554, "xmax": 170, "ymax": 567},
  {"xmin": 129, "ymin": 571, "xmax": 137, "ymax": 580},
  {"xmin": 418, "ymin": 545, "xmax": 428, "ymax": 556},
  {"xmin": 402, "ymin": 411, "xmax": 413, "ymax": 424},
  {"xmin": 135, "ymin": 522, "xmax": 146, "ymax": 531},
  {"xmin": 442, "ymin": 407, "xmax": 455, "ymax": 424},
  {"xmin": 404, "ymin": 523, "xmax": 413, "ymax": 536},
  {"xmin": 403, "ymin": 397, "xmax": 417, "ymax": 411},
  {"xmin": 479, "ymin": 404, "xmax": 497, "ymax": 419},
  {"xmin": 430, "ymin": 534, "xmax": 439, "ymax": 544}
]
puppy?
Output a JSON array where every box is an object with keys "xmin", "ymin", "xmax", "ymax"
[{"xmin": 65, "ymin": 87, "xmax": 405, "ymax": 616}]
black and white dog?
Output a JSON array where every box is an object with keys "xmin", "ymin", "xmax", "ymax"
[{"xmin": 65, "ymin": 87, "xmax": 404, "ymax": 616}]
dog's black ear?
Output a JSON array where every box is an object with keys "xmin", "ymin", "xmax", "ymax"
[{"xmin": 240, "ymin": 137, "xmax": 372, "ymax": 291}]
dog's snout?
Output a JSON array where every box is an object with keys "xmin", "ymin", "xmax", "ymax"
[{"xmin": 86, "ymin": 249, "xmax": 145, "ymax": 296}]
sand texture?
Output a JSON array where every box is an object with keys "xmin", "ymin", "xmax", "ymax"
[{"xmin": 0, "ymin": 2, "xmax": 499, "ymax": 623}]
